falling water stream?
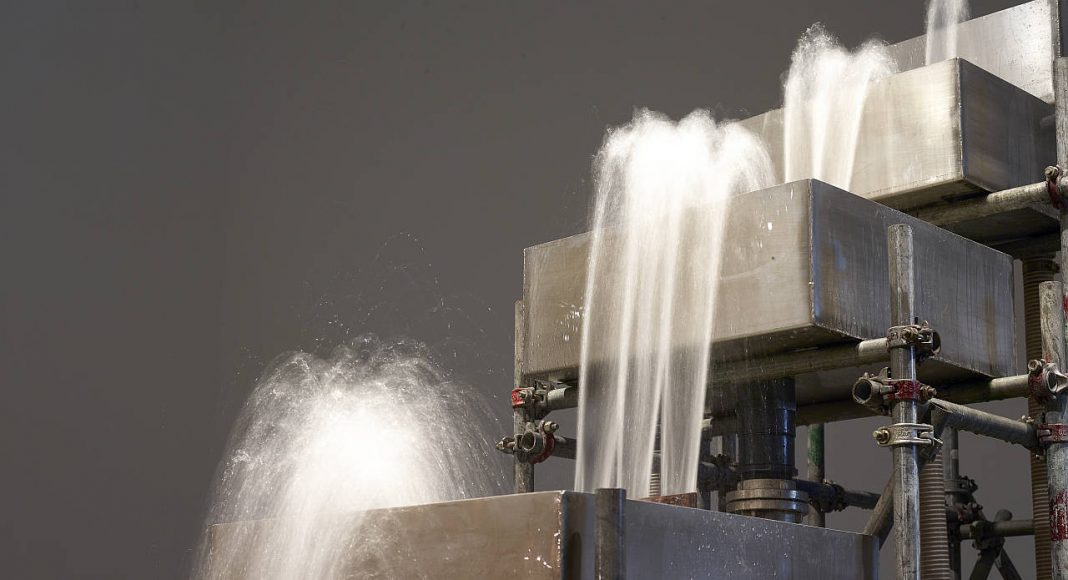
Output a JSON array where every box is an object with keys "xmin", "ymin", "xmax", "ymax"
[
  {"xmin": 196, "ymin": 336, "xmax": 501, "ymax": 579},
  {"xmin": 926, "ymin": 0, "xmax": 970, "ymax": 65},
  {"xmin": 575, "ymin": 110, "xmax": 772, "ymax": 497}
]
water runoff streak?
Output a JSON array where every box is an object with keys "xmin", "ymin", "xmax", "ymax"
[
  {"xmin": 196, "ymin": 336, "xmax": 501, "ymax": 580},
  {"xmin": 575, "ymin": 110, "xmax": 772, "ymax": 497}
]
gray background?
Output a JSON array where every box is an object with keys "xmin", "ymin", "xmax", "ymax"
[{"xmin": 0, "ymin": 1, "xmax": 1032, "ymax": 578}]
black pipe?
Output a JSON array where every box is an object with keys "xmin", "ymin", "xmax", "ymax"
[{"xmin": 735, "ymin": 378, "xmax": 796, "ymax": 480}]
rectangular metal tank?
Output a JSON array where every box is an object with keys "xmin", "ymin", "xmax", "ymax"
[
  {"xmin": 887, "ymin": 0, "xmax": 1057, "ymax": 103},
  {"xmin": 206, "ymin": 491, "xmax": 878, "ymax": 579},
  {"xmin": 521, "ymin": 179, "xmax": 1016, "ymax": 384},
  {"xmin": 736, "ymin": 58, "xmax": 1054, "ymax": 211}
]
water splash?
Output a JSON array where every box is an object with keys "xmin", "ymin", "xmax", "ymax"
[
  {"xmin": 575, "ymin": 109, "xmax": 772, "ymax": 497},
  {"xmin": 196, "ymin": 335, "xmax": 503, "ymax": 579},
  {"xmin": 783, "ymin": 25, "xmax": 896, "ymax": 191},
  {"xmin": 925, "ymin": 0, "xmax": 970, "ymax": 65}
]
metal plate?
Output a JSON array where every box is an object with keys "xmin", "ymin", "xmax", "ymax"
[
  {"xmin": 522, "ymin": 179, "xmax": 1016, "ymax": 384},
  {"xmin": 887, "ymin": 0, "xmax": 1056, "ymax": 103},
  {"xmin": 736, "ymin": 59, "xmax": 1054, "ymax": 211},
  {"xmin": 205, "ymin": 491, "xmax": 878, "ymax": 579}
]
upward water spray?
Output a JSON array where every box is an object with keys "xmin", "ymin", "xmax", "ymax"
[
  {"xmin": 196, "ymin": 336, "xmax": 502, "ymax": 579},
  {"xmin": 783, "ymin": 25, "xmax": 897, "ymax": 192}
]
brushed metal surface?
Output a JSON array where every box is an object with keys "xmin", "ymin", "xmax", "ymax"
[
  {"xmin": 522, "ymin": 180, "xmax": 1016, "ymax": 385},
  {"xmin": 887, "ymin": 0, "xmax": 1056, "ymax": 103},
  {"xmin": 736, "ymin": 59, "xmax": 1054, "ymax": 211},
  {"xmin": 205, "ymin": 491, "xmax": 878, "ymax": 579}
]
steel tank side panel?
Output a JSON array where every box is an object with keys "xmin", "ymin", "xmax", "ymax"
[
  {"xmin": 738, "ymin": 59, "xmax": 1051, "ymax": 212},
  {"xmin": 520, "ymin": 181, "xmax": 824, "ymax": 380},
  {"xmin": 622, "ymin": 499, "xmax": 878, "ymax": 579},
  {"xmin": 886, "ymin": 0, "xmax": 1054, "ymax": 102},
  {"xmin": 811, "ymin": 185, "xmax": 1017, "ymax": 378},
  {"xmin": 522, "ymin": 234, "xmax": 588, "ymax": 380},
  {"xmin": 205, "ymin": 492, "xmax": 570, "ymax": 580},
  {"xmin": 852, "ymin": 59, "xmax": 967, "ymax": 210}
]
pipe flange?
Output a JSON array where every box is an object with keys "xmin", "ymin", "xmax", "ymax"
[
  {"xmin": 873, "ymin": 422, "xmax": 941, "ymax": 449},
  {"xmin": 726, "ymin": 479, "xmax": 810, "ymax": 523}
]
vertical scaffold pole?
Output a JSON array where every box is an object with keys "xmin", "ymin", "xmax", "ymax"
[
  {"xmin": 808, "ymin": 424, "xmax": 826, "ymax": 527},
  {"xmin": 887, "ymin": 224, "xmax": 922, "ymax": 580},
  {"xmin": 514, "ymin": 300, "xmax": 533, "ymax": 493}
]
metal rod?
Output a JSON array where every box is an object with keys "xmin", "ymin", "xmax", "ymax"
[
  {"xmin": 887, "ymin": 224, "xmax": 921, "ymax": 580},
  {"xmin": 928, "ymin": 399, "xmax": 1040, "ymax": 451},
  {"xmin": 710, "ymin": 338, "xmax": 888, "ymax": 385},
  {"xmin": 595, "ymin": 488, "xmax": 625, "ymax": 580},
  {"xmin": 959, "ymin": 519, "xmax": 1036, "ymax": 540},
  {"xmin": 1049, "ymin": 50, "xmax": 1068, "ymax": 580},
  {"xmin": 702, "ymin": 373, "xmax": 1032, "ymax": 438},
  {"xmin": 807, "ymin": 424, "xmax": 826, "ymax": 527},
  {"xmin": 513, "ymin": 300, "xmax": 533, "ymax": 493},
  {"xmin": 1041, "ymin": 280, "xmax": 1068, "ymax": 579},
  {"xmin": 794, "ymin": 478, "xmax": 880, "ymax": 511},
  {"xmin": 543, "ymin": 385, "xmax": 578, "ymax": 412},
  {"xmin": 908, "ymin": 181, "xmax": 1048, "ymax": 226},
  {"xmin": 1018, "ymin": 257, "xmax": 1057, "ymax": 580}
]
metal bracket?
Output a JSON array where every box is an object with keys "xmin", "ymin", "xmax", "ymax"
[
  {"xmin": 853, "ymin": 368, "xmax": 936, "ymax": 414},
  {"xmin": 496, "ymin": 420, "xmax": 559, "ymax": 464},
  {"xmin": 511, "ymin": 387, "xmax": 533, "ymax": 410},
  {"xmin": 886, "ymin": 321, "xmax": 941, "ymax": 363},
  {"xmin": 1027, "ymin": 359, "xmax": 1068, "ymax": 403},
  {"xmin": 873, "ymin": 422, "xmax": 941, "ymax": 450},
  {"xmin": 1038, "ymin": 423, "xmax": 1068, "ymax": 445}
]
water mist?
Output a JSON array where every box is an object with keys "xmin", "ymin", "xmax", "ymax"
[
  {"xmin": 575, "ymin": 110, "xmax": 772, "ymax": 497},
  {"xmin": 196, "ymin": 336, "xmax": 502, "ymax": 580}
]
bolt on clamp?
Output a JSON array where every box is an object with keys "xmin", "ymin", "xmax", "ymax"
[
  {"xmin": 886, "ymin": 321, "xmax": 941, "ymax": 363},
  {"xmin": 495, "ymin": 420, "xmax": 557, "ymax": 464},
  {"xmin": 1046, "ymin": 165, "xmax": 1068, "ymax": 209},
  {"xmin": 853, "ymin": 368, "xmax": 937, "ymax": 414},
  {"xmin": 873, "ymin": 422, "xmax": 941, "ymax": 450}
]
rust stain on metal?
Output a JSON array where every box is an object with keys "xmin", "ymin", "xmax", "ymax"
[{"xmin": 1050, "ymin": 489, "xmax": 1068, "ymax": 541}]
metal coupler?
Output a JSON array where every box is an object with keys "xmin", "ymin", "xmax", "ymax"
[
  {"xmin": 873, "ymin": 422, "xmax": 941, "ymax": 450},
  {"xmin": 1038, "ymin": 422, "xmax": 1068, "ymax": 445},
  {"xmin": 886, "ymin": 321, "xmax": 941, "ymax": 363},
  {"xmin": 1028, "ymin": 359, "xmax": 1068, "ymax": 402}
]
